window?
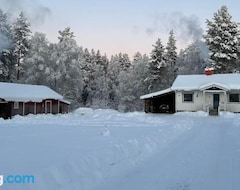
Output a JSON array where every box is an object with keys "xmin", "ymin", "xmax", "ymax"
[
  {"xmin": 14, "ymin": 102, "xmax": 19, "ymax": 109},
  {"xmin": 183, "ymin": 93, "xmax": 193, "ymax": 102},
  {"xmin": 229, "ymin": 94, "xmax": 239, "ymax": 102}
]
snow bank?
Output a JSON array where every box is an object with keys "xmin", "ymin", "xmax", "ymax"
[
  {"xmin": 174, "ymin": 111, "xmax": 208, "ymax": 117},
  {"xmin": 219, "ymin": 111, "xmax": 239, "ymax": 118}
]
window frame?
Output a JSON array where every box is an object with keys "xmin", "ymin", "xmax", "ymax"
[
  {"xmin": 183, "ymin": 93, "xmax": 194, "ymax": 102},
  {"xmin": 14, "ymin": 102, "xmax": 19, "ymax": 109},
  {"xmin": 229, "ymin": 93, "xmax": 240, "ymax": 103}
]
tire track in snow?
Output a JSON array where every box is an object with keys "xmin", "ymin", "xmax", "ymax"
[{"xmin": 96, "ymin": 116, "xmax": 240, "ymax": 190}]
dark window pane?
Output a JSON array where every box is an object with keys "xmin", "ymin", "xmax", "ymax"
[
  {"xmin": 184, "ymin": 94, "xmax": 193, "ymax": 102},
  {"xmin": 229, "ymin": 94, "xmax": 239, "ymax": 102}
]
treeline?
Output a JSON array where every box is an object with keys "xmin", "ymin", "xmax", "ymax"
[{"xmin": 0, "ymin": 6, "xmax": 240, "ymax": 111}]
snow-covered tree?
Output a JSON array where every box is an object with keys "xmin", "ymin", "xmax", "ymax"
[
  {"xmin": 165, "ymin": 30, "xmax": 177, "ymax": 86},
  {"xmin": 131, "ymin": 52, "xmax": 149, "ymax": 111},
  {"xmin": 106, "ymin": 53, "xmax": 132, "ymax": 110},
  {"xmin": 22, "ymin": 32, "xmax": 51, "ymax": 85},
  {"xmin": 51, "ymin": 27, "xmax": 83, "ymax": 108},
  {"xmin": 204, "ymin": 5, "xmax": 240, "ymax": 73},
  {"xmin": 146, "ymin": 38, "xmax": 166, "ymax": 92},
  {"xmin": 115, "ymin": 54, "xmax": 133, "ymax": 112},
  {"xmin": 0, "ymin": 9, "xmax": 15, "ymax": 82},
  {"xmin": 58, "ymin": 27, "xmax": 74, "ymax": 42},
  {"xmin": 80, "ymin": 48, "xmax": 95, "ymax": 106},
  {"xmin": 91, "ymin": 50, "xmax": 109, "ymax": 108},
  {"xmin": 12, "ymin": 12, "xmax": 31, "ymax": 81}
]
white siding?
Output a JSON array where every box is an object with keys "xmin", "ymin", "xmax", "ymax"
[
  {"xmin": 175, "ymin": 91, "xmax": 204, "ymax": 112},
  {"xmin": 226, "ymin": 91, "xmax": 240, "ymax": 112},
  {"xmin": 176, "ymin": 90, "xmax": 240, "ymax": 113},
  {"xmin": 226, "ymin": 104, "xmax": 240, "ymax": 112}
]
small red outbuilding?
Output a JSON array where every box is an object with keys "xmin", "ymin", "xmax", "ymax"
[{"xmin": 0, "ymin": 82, "xmax": 70, "ymax": 119}]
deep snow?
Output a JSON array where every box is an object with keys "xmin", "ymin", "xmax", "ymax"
[{"xmin": 0, "ymin": 109, "xmax": 240, "ymax": 190}]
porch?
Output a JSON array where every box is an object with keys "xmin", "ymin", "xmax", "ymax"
[{"xmin": 202, "ymin": 90, "xmax": 227, "ymax": 116}]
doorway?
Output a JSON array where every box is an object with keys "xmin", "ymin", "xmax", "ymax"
[
  {"xmin": 213, "ymin": 94, "xmax": 220, "ymax": 109},
  {"xmin": 0, "ymin": 102, "xmax": 12, "ymax": 119},
  {"xmin": 45, "ymin": 100, "xmax": 52, "ymax": 113}
]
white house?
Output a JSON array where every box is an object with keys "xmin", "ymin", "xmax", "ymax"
[{"xmin": 140, "ymin": 73, "xmax": 240, "ymax": 115}]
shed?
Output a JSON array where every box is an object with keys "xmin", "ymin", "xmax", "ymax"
[{"xmin": 0, "ymin": 82, "xmax": 70, "ymax": 119}]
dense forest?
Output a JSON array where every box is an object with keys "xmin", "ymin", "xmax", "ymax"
[{"xmin": 1, "ymin": 6, "xmax": 240, "ymax": 111}]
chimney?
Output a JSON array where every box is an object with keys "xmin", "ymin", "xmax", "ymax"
[{"xmin": 204, "ymin": 67, "xmax": 214, "ymax": 75}]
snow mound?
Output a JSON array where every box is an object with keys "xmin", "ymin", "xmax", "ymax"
[
  {"xmin": 219, "ymin": 111, "xmax": 238, "ymax": 118},
  {"xmin": 174, "ymin": 111, "xmax": 208, "ymax": 117},
  {"xmin": 74, "ymin": 107, "xmax": 94, "ymax": 116}
]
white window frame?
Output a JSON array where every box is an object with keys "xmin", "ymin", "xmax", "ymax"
[
  {"xmin": 14, "ymin": 102, "xmax": 19, "ymax": 109},
  {"xmin": 183, "ymin": 93, "xmax": 194, "ymax": 102}
]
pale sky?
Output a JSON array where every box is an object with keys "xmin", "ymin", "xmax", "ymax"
[{"xmin": 2, "ymin": 0, "xmax": 240, "ymax": 58}]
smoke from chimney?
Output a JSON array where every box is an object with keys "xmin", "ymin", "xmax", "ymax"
[
  {"xmin": 1, "ymin": 0, "xmax": 51, "ymax": 26},
  {"xmin": 146, "ymin": 12, "xmax": 204, "ymax": 46}
]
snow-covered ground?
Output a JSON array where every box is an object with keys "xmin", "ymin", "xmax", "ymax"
[{"xmin": 1, "ymin": 109, "xmax": 240, "ymax": 190}]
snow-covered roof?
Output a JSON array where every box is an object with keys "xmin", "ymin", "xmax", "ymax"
[
  {"xmin": 0, "ymin": 82, "xmax": 70, "ymax": 103},
  {"xmin": 172, "ymin": 73, "xmax": 240, "ymax": 91},
  {"xmin": 140, "ymin": 88, "xmax": 172, "ymax": 99},
  {"xmin": 140, "ymin": 74, "xmax": 240, "ymax": 99}
]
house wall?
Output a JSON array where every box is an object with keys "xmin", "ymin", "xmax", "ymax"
[
  {"xmin": 226, "ymin": 103, "xmax": 240, "ymax": 112},
  {"xmin": 12, "ymin": 102, "xmax": 24, "ymax": 116},
  {"xmin": 36, "ymin": 102, "xmax": 44, "ymax": 114},
  {"xmin": 51, "ymin": 100, "xmax": 58, "ymax": 114},
  {"xmin": 9, "ymin": 99, "xmax": 69, "ymax": 117},
  {"xmin": 176, "ymin": 90, "xmax": 240, "ymax": 113},
  {"xmin": 226, "ymin": 90, "xmax": 240, "ymax": 112},
  {"xmin": 175, "ymin": 91, "xmax": 204, "ymax": 112},
  {"xmin": 24, "ymin": 102, "xmax": 35, "ymax": 115},
  {"xmin": 59, "ymin": 102, "xmax": 69, "ymax": 113}
]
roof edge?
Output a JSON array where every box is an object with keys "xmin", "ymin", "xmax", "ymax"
[{"xmin": 140, "ymin": 88, "xmax": 173, "ymax": 99}]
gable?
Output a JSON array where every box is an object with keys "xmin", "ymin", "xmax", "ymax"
[{"xmin": 199, "ymin": 82, "xmax": 230, "ymax": 91}]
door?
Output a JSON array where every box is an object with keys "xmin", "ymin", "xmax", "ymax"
[
  {"xmin": 213, "ymin": 94, "xmax": 220, "ymax": 109},
  {"xmin": 45, "ymin": 101, "xmax": 52, "ymax": 113}
]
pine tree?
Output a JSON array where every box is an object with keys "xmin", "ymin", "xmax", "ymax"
[
  {"xmin": 0, "ymin": 9, "xmax": 15, "ymax": 82},
  {"xmin": 116, "ymin": 54, "xmax": 133, "ymax": 112},
  {"xmin": 147, "ymin": 38, "xmax": 166, "ymax": 92},
  {"xmin": 51, "ymin": 27, "xmax": 82, "ymax": 108},
  {"xmin": 204, "ymin": 5, "xmax": 240, "ymax": 73},
  {"xmin": 23, "ymin": 32, "xmax": 51, "ymax": 85},
  {"xmin": 131, "ymin": 52, "xmax": 149, "ymax": 110},
  {"xmin": 91, "ymin": 50, "xmax": 109, "ymax": 108},
  {"xmin": 58, "ymin": 27, "xmax": 74, "ymax": 42},
  {"xmin": 165, "ymin": 30, "xmax": 177, "ymax": 86},
  {"xmin": 12, "ymin": 12, "xmax": 31, "ymax": 81},
  {"xmin": 106, "ymin": 53, "xmax": 132, "ymax": 110},
  {"xmin": 80, "ymin": 48, "xmax": 95, "ymax": 106}
]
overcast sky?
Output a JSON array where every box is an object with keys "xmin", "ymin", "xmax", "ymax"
[{"xmin": 2, "ymin": 0, "xmax": 240, "ymax": 58}]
